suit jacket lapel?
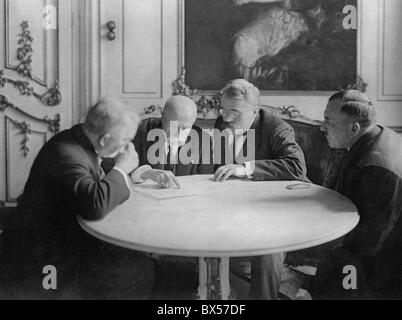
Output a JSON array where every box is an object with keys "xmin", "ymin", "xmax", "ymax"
[
  {"xmin": 146, "ymin": 119, "xmax": 165, "ymax": 170},
  {"xmin": 241, "ymin": 112, "xmax": 261, "ymax": 161}
]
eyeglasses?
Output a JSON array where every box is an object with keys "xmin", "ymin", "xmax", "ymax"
[{"xmin": 218, "ymin": 107, "xmax": 256, "ymax": 118}]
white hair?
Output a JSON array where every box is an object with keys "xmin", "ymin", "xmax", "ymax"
[{"xmin": 84, "ymin": 98, "xmax": 140, "ymax": 136}]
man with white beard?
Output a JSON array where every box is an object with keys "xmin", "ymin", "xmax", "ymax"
[{"xmin": 133, "ymin": 95, "xmax": 214, "ymax": 183}]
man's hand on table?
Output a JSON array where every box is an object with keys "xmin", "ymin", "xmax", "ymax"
[
  {"xmin": 140, "ymin": 169, "xmax": 181, "ymax": 189},
  {"xmin": 214, "ymin": 164, "xmax": 247, "ymax": 182}
]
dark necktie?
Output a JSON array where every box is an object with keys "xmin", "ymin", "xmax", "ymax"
[{"xmin": 165, "ymin": 146, "xmax": 175, "ymax": 173}]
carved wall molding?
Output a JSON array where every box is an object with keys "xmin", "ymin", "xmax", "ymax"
[
  {"xmin": 144, "ymin": 104, "xmax": 163, "ymax": 115},
  {"xmin": 162, "ymin": 68, "xmax": 366, "ymax": 125},
  {"xmin": 0, "ymin": 95, "xmax": 60, "ymax": 132},
  {"xmin": 6, "ymin": 117, "xmax": 32, "ymax": 157},
  {"xmin": 5, "ymin": 0, "xmax": 59, "ymax": 86},
  {"xmin": 170, "ymin": 67, "xmax": 221, "ymax": 116},
  {"xmin": 0, "ymin": 94, "xmax": 60, "ymax": 157},
  {"xmin": 172, "ymin": 67, "xmax": 197, "ymax": 97},
  {"xmin": 2, "ymin": 20, "xmax": 62, "ymax": 106},
  {"xmin": 4, "ymin": 115, "xmax": 48, "ymax": 201},
  {"xmin": 0, "ymin": 71, "xmax": 61, "ymax": 107},
  {"xmin": 264, "ymin": 105, "xmax": 322, "ymax": 126},
  {"xmin": 165, "ymin": 68, "xmax": 320, "ymax": 124},
  {"xmin": 16, "ymin": 20, "xmax": 34, "ymax": 79}
]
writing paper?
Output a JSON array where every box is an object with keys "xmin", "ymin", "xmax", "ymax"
[{"xmin": 133, "ymin": 178, "xmax": 228, "ymax": 200}]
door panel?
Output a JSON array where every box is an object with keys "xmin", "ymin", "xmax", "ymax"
[
  {"xmin": 101, "ymin": 0, "xmax": 162, "ymax": 99},
  {"xmin": 121, "ymin": 0, "xmax": 162, "ymax": 96},
  {"xmin": 98, "ymin": 0, "xmax": 179, "ymax": 111},
  {"xmin": 0, "ymin": 0, "xmax": 73, "ymax": 204}
]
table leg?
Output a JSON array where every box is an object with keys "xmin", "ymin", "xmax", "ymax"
[
  {"xmin": 197, "ymin": 257, "xmax": 208, "ymax": 300},
  {"xmin": 219, "ymin": 257, "xmax": 231, "ymax": 300},
  {"xmin": 197, "ymin": 257, "xmax": 232, "ymax": 300}
]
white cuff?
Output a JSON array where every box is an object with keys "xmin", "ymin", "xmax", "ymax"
[
  {"xmin": 112, "ymin": 167, "xmax": 132, "ymax": 191},
  {"xmin": 234, "ymin": 165, "xmax": 247, "ymax": 178},
  {"xmin": 130, "ymin": 165, "xmax": 153, "ymax": 184},
  {"xmin": 245, "ymin": 161, "xmax": 255, "ymax": 179}
]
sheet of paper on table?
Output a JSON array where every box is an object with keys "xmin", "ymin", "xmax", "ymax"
[{"xmin": 132, "ymin": 178, "xmax": 228, "ymax": 201}]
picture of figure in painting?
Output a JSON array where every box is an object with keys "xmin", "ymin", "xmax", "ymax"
[{"xmin": 185, "ymin": 0, "xmax": 356, "ymax": 91}]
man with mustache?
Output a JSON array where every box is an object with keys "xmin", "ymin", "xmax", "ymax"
[
  {"xmin": 311, "ymin": 90, "xmax": 402, "ymax": 299},
  {"xmin": 214, "ymin": 79, "xmax": 307, "ymax": 300}
]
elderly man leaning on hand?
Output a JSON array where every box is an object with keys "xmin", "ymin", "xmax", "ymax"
[{"xmin": 0, "ymin": 98, "xmax": 155, "ymax": 300}]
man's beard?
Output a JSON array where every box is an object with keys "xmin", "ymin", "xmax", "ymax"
[{"xmin": 167, "ymin": 138, "xmax": 187, "ymax": 149}]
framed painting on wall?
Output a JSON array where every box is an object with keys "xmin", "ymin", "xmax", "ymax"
[{"xmin": 184, "ymin": 0, "xmax": 358, "ymax": 92}]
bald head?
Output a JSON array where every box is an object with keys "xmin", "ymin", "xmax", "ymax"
[
  {"xmin": 162, "ymin": 96, "xmax": 198, "ymax": 148},
  {"xmin": 163, "ymin": 96, "xmax": 197, "ymax": 125}
]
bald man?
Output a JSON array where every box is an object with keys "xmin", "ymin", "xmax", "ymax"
[
  {"xmin": 132, "ymin": 96, "xmax": 214, "ymax": 299},
  {"xmin": 1, "ymin": 98, "xmax": 155, "ymax": 299},
  {"xmin": 134, "ymin": 96, "xmax": 214, "ymax": 183}
]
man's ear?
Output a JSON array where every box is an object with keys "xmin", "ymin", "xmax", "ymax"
[
  {"xmin": 253, "ymin": 105, "xmax": 261, "ymax": 114},
  {"xmin": 350, "ymin": 122, "xmax": 361, "ymax": 137},
  {"xmin": 99, "ymin": 133, "xmax": 111, "ymax": 148}
]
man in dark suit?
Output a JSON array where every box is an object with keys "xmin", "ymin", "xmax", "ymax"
[
  {"xmin": 0, "ymin": 98, "xmax": 155, "ymax": 299},
  {"xmin": 133, "ymin": 95, "xmax": 214, "ymax": 183},
  {"xmin": 213, "ymin": 79, "xmax": 307, "ymax": 300},
  {"xmin": 132, "ymin": 95, "xmax": 214, "ymax": 299},
  {"xmin": 214, "ymin": 80, "xmax": 306, "ymax": 182},
  {"xmin": 311, "ymin": 90, "xmax": 402, "ymax": 299}
]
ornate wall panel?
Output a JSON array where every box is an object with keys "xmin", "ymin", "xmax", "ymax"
[
  {"xmin": 0, "ymin": 0, "xmax": 72, "ymax": 205},
  {"xmin": 5, "ymin": 115, "xmax": 47, "ymax": 201},
  {"xmin": 2, "ymin": 0, "xmax": 61, "ymax": 105}
]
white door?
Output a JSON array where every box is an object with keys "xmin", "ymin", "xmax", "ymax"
[{"xmin": 93, "ymin": 0, "xmax": 180, "ymax": 114}]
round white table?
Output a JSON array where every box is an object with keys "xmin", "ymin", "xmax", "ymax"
[{"xmin": 78, "ymin": 175, "xmax": 359, "ymax": 300}]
